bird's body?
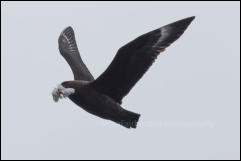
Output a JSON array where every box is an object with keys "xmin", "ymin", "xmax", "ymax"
[
  {"xmin": 52, "ymin": 16, "xmax": 195, "ymax": 128},
  {"xmin": 61, "ymin": 80, "xmax": 140, "ymax": 128}
]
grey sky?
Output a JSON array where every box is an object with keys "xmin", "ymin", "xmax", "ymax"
[{"xmin": 1, "ymin": 1, "xmax": 240, "ymax": 160}]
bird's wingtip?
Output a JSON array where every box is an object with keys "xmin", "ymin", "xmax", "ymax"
[
  {"xmin": 163, "ymin": 16, "xmax": 195, "ymax": 32},
  {"xmin": 60, "ymin": 26, "xmax": 74, "ymax": 36},
  {"xmin": 65, "ymin": 26, "xmax": 73, "ymax": 31},
  {"xmin": 188, "ymin": 16, "xmax": 196, "ymax": 20},
  {"xmin": 58, "ymin": 26, "xmax": 76, "ymax": 45},
  {"xmin": 186, "ymin": 16, "xmax": 196, "ymax": 22},
  {"xmin": 179, "ymin": 16, "xmax": 196, "ymax": 24}
]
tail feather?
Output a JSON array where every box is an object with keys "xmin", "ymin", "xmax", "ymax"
[{"xmin": 118, "ymin": 110, "xmax": 141, "ymax": 129}]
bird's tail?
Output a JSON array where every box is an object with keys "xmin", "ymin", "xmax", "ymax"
[{"xmin": 117, "ymin": 109, "xmax": 141, "ymax": 129}]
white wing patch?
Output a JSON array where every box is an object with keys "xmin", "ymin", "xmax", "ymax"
[
  {"xmin": 153, "ymin": 26, "xmax": 172, "ymax": 47},
  {"xmin": 52, "ymin": 84, "xmax": 75, "ymax": 102},
  {"xmin": 60, "ymin": 29, "xmax": 77, "ymax": 53},
  {"xmin": 62, "ymin": 32, "xmax": 71, "ymax": 44}
]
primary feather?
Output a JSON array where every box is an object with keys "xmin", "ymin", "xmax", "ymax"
[{"xmin": 91, "ymin": 16, "xmax": 195, "ymax": 104}]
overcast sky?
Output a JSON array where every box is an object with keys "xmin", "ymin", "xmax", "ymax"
[{"xmin": 1, "ymin": 1, "xmax": 240, "ymax": 160}]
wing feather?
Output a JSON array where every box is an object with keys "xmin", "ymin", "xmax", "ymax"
[
  {"xmin": 91, "ymin": 16, "xmax": 195, "ymax": 104},
  {"xmin": 58, "ymin": 27, "xmax": 94, "ymax": 81}
]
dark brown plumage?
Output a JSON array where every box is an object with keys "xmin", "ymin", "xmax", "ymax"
[{"xmin": 53, "ymin": 16, "xmax": 195, "ymax": 128}]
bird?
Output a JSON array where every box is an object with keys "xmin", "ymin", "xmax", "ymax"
[{"xmin": 52, "ymin": 16, "xmax": 195, "ymax": 129}]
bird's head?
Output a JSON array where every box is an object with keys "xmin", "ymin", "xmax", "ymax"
[{"xmin": 52, "ymin": 82, "xmax": 75, "ymax": 102}]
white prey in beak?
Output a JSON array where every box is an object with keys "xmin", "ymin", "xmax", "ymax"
[{"xmin": 52, "ymin": 84, "xmax": 75, "ymax": 102}]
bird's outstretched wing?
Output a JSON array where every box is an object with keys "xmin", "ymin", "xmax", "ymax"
[
  {"xmin": 91, "ymin": 16, "xmax": 195, "ymax": 104},
  {"xmin": 58, "ymin": 27, "xmax": 94, "ymax": 81}
]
